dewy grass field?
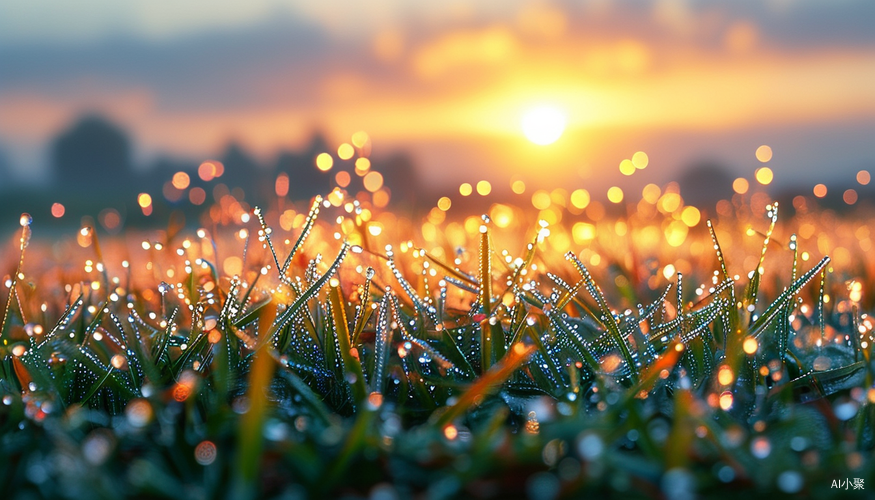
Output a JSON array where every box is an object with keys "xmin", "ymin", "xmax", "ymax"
[{"xmin": 1, "ymin": 170, "xmax": 873, "ymax": 499}]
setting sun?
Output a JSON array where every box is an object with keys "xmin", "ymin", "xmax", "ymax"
[{"xmin": 521, "ymin": 106, "xmax": 566, "ymax": 145}]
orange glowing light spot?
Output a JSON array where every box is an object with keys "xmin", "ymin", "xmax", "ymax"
[
  {"xmin": 363, "ymin": 171, "xmax": 384, "ymax": 192},
  {"xmin": 51, "ymin": 203, "xmax": 65, "ymax": 218},
  {"xmin": 111, "ymin": 354, "xmax": 128, "ymax": 370},
  {"xmin": 476, "ymin": 180, "xmax": 492, "ymax": 196},
  {"xmin": 368, "ymin": 222, "xmax": 383, "ymax": 236},
  {"xmin": 511, "ymin": 180, "xmax": 526, "ymax": 194},
  {"xmin": 373, "ymin": 189, "xmax": 390, "ymax": 207},
  {"xmin": 172, "ymin": 171, "xmax": 190, "ymax": 190},
  {"xmin": 719, "ymin": 391, "xmax": 734, "ymax": 410},
  {"xmin": 173, "ymin": 384, "xmax": 192, "ymax": 402},
  {"xmin": 743, "ymin": 337, "xmax": 758, "ymax": 354},
  {"xmin": 843, "ymin": 188, "xmax": 858, "ymax": 205},
  {"xmin": 659, "ymin": 192, "xmax": 681, "ymax": 213},
  {"xmin": 607, "ymin": 186, "xmax": 624, "ymax": 204},
  {"xmin": 572, "ymin": 222, "xmax": 596, "ymax": 243},
  {"xmin": 718, "ymin": 365, "xmax": 734, "ymax": 385},
  {"xmin": 632, "ymin": 151, "xmax": 649, "ymax": 169},
  {"xmin": 198, "ymin": 162, "xmax": 217, "ymax": 182},
  {"xmin": 443, "ymin": 425, "xmax": 458, "ymax": 440},
  {"xmin": 335, "ymin": 171, "xmax": 351, "ymax": 188},
  {"xmin": 338, "ymin": 143, "xmax": 355, "ymax": 160},
  {"xmin": 813, "ymin": 184, "xmax": 827, "ymax": 198},
  {"xmin": 208, "ymin": 330, "xmax": 222, "ymax": 344},
  {"xmin": 681, "ymin": 206, "xmax": 701, "ymax": 226},
  {"xmin": 137, "ymin": 193, "xmax": 152, "ymax": 208},
  {"xmin": 665, "ymin": 220, "xmax": 688, "ymax": 247},
  {"xmin": 857, "ymin": 170, "xmax": 870, "ymax": 185},
  {"xmin": 189, "ymin": 187, "xmax": 206, "ymax": 205},
  {"xmin": 275, "ymin": 173, "xmax": 289, "ymax": 197},
  {"xmin": 223, "ymin": 256, "xmax": 243, "ymax": 276},
  {"xmin": 100, "ymin": 209, "xmax": 121, "ymax": 231},
  {"xmin": 755, "ymin": 167, "xmax": 773, "ymax": 185},
  {"xmin": 531, "ymin": 190, "xmax": 551, "ymax": 210},
  {"xmin": 755, "ymin": 145, "xmax": 772, "ymax": 163},
  {"xmin": 521, "ymin": 106, "xmax": 566, "ymax": 145},
  {"xmin": 642, "ymin": 184, "xmax": 661, "ymax": 203},
  {"xmin": 490, "ymin": 203, "xmax": 514, "ymax": 228},
  {"xmin": 570, "ymin": 189, "xmax": 590, "ymax": 209},
  {"xmin": 316, "ymin": 153, "xmax": 334, "ymax": 172},
  {"xmin": 351, "ymin": 131, "xmax": 369, "ymax": 148},
  {"xmin": 354, "ymin": 157, "xmax": 371, "ymax": 175},
  {"xmin": 619, "ymin": 159, "xmax": 635, "ymax": 176},
  {"xmin": 732, "ymin": 178, "xmax": 749, "ymax": 194},
  {"xmin": 437, "ymin": 196, "xmax": 452, "ymax": 211},
  {"xmin": 459, "ymin": 183, "xmax": 473, "ymax": 196}
]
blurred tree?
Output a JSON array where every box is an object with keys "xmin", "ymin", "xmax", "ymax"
[
  {"xmin": 274, "ymin": 131, "xmax": 332, "ymax": 200},
  {"xmin": 678, "ymin": 161, "xmax": 735, "ymax": 208},
  {"xmin": 380, "ymin": 152, "xmax": 421, "ymax": 208},
  {"xmin": 51, "ymin": 115, "xmax": 133, "ymax": 189},
  {"xmin": 220, "ymin": 141, "xmax": 261, "ymax": 198}
]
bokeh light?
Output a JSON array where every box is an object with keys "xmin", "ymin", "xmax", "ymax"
[
  {"xmin": 531, "ymin": 190, "xmax": 551, "ymax": 210},
  {"xmin": 337, "ymin": 143, "xmax": 354, "ymax": 160},
  {"xmin": 336, "ymin": 171, "xmax": 351, "ymax": 187},
  {"xmin": 137, "ymin": 193, "xmax": 152, "ymax": 208},
  {"xmin": 363, "ymin": 171, "xmax": 384, "ymax": 192},
  {"xmin": 570, "ymin": 189, "xmax": 590, "ymax": 210},
  {"xmin": 351, "ymin": 131, "xmax": 369, "ymax": 148},
  {"xmin": 607, "ymin": 186, "xmax": 624, "ymax": 204},
  {"xmin": 316, "ymin": 153, "xmax": 334, "ymax": 172},
  {"xmin": 632, "ymin": 151, "xmax": 649, "ymax": 169},
  {"xmin": 843, "ymin": 188, "xmax": 858, "ymax": 205},
  {"xmin": 189, "ymin": 187, "xmax": 206, "ymax": 205},
  {"xmin": 51, "ymin": 203, "xmax": 65, "ymax": 218},
  {"xmin": 755, "ymin": 145, "xmax": 773, "ymax": 163},
  {"xmin": 275, "ymin": 173, "xmax": 289, "ymax": 197},
  {"xmin": 755, "ymin": 167, "xmax": 773, "ymax": 185},
  {"xmin": 172, "ymin": 171, "xmax": 190, "ymax": 190},
  {"xmin": 354, "ymin": 157, "xmax": 371, "ymax": 175}
]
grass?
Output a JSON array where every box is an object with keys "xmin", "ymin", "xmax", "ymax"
[{"xmin": 0, "ymin": 190, "xmax": 873, "ymax": 500}]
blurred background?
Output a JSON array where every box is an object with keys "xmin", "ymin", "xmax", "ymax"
[{"xmin": 1, "ymin": 0, "xmax": 874, "ymax": 229}]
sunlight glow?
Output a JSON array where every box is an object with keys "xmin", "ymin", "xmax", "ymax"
[{"xmin": 521, "ymin": 106, "xmax": 566, "ymax": 145}]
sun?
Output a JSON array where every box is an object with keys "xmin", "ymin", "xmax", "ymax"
[{"xmin": 521, "ymin": 106, "xmax": 566, "ymax": 145}]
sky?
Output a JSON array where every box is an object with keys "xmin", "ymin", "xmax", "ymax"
[{"xmin": 1, "ymin": 0, "xmax": 874, "ymax": 195}]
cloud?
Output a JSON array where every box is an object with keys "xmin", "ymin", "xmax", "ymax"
[{"xmin": 0, "ymin": 11, "xmax": 332, "ymax": 111}]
